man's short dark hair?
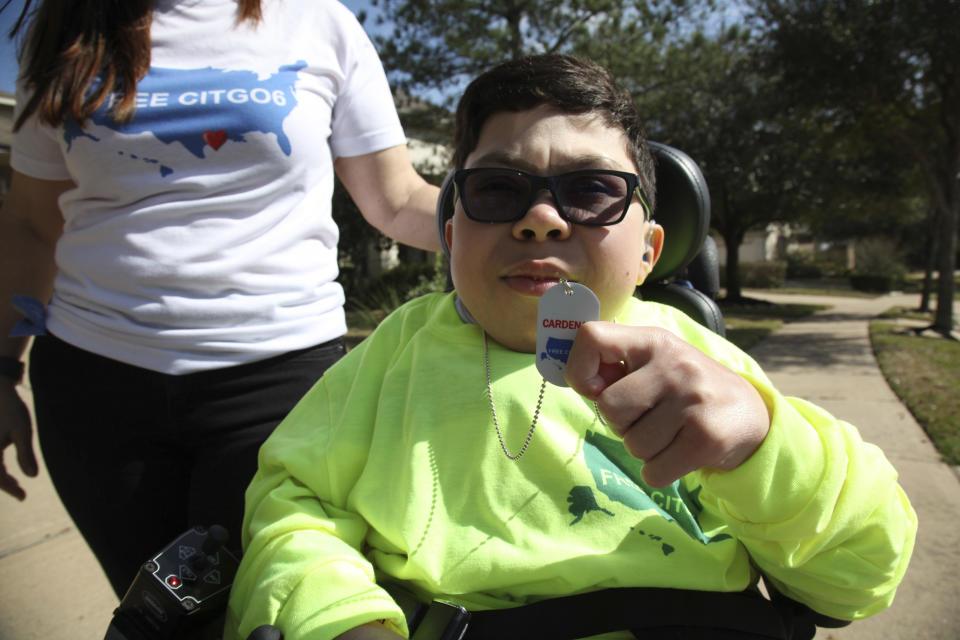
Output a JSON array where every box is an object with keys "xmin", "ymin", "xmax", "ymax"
[{"xmin": 452, "ymin": 54, "xmax": 656, "ymax": 209}]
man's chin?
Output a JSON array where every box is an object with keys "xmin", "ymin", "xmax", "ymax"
[{"xmin": 484, "ymin": 327, "xmax": 537, "ymax": 354}]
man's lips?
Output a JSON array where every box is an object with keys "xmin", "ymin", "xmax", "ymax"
[
  {"xmin": 500, "ymin": 262, "xmax": 574, "ymax": 296},
  {"xmin": 501, "ymin": 260, "xmax": 572, "ymax": 280},
  {"xmin": 501, "ymin": 275, "xmax": 564, "ymax": 296}
]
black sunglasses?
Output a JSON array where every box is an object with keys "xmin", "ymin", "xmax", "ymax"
[{"xmin": 453, "ymin": 168, "xmax": 650, "ymax": 226}]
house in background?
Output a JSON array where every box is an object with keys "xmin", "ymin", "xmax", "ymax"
[
  {"xmin": 713, "ymin": 224, "xmax": 812, "ymax": 264},
  {"xmin": 712, "ymin": 223, "xmax": 855, "ymax": 273}
]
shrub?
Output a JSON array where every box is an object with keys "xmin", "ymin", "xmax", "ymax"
[
  {"xmin": 785, "ymin": 251, "xmax": 822, "ymax": 279},
  {"xmin": 348, "ymin": 261, "xmax": 446, "ymax": 312},
  {"xmin": 812, "ymin": 247, "xmax": 851, "ymax": 278},
  {"xmin": 720, "ymin": 261, "xmax": 787, "ymax": 288},
  {"xmin": 849, "ymin": 238, "xmax": 907, "ymax": 292},
  {"xmin": 849, "ymin": 272, "xmax": 907, "ymax": 292}
]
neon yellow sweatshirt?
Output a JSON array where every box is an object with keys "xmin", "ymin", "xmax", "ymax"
[{"xmin": 226, "ymin": 293, "xmax": 916, "ymax": 640}]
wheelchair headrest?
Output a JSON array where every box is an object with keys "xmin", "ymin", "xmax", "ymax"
[
  {"xmin": 645, "ymin": 142, "xmax": 711, "ymax": 282},
  {"xmin": 435, "ymin": 141, "xmax": 710, "ymax": 283}
]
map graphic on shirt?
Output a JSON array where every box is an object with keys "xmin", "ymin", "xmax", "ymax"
[
  {"xmin": 580, "ymin": 430, "xmax": 731, "ymax": 548},
  {"xmin": 63, "ymin": 61, "xmax": 306, "ymax": 176}
]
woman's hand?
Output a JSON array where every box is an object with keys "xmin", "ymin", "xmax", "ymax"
[
  {"xmin": 0, "ymin": 171, "xmax": 72, "ymax": 500},
  {"xmin": 0, "ymin": 382, "xmax": 38, "ymax": 500}
]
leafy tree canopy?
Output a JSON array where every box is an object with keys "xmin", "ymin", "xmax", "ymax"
[
  {"xmin": 748, "ymin": 0, "xmax": 958, "ymax": 331},
  {"xmin": 369, "ymin": 0, "xmax": 716, "ymax": 106}
]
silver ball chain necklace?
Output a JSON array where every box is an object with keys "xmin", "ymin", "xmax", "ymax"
[
  {"xmin": 482, "ymin": 329, "xmax": 548, "ymax": 461},
  {"xmin": 477, "ymin": 279, "xmax": 606, "ymax": 462}
]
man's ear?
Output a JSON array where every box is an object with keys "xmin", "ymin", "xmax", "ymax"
[
  {"xmin": 636, "ymin": 223, "xmax": 664, "ymax": 284},
  {"xmin": 647, "ymin": 223, "xmax": 664, "ymax": 263},
  {"xmin": 444, "ymin": 218, "xmax": 455, "ymax": 255}
]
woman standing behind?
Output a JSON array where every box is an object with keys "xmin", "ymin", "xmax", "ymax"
[{"xmin": 0, "ymin": 0, "xmax": 440, "ymax": 597}]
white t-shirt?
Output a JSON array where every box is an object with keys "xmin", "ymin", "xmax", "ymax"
[{"xmin": 11, "ymin": 0, "xmax": 406, "ymax": 374}]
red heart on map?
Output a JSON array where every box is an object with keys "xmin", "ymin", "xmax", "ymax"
[{"xmin": 203, "ymin": 130, "xmax": 227, "ymax": 151}]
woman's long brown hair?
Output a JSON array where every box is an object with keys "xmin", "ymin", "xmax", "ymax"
[{"xmin": 3, "ymin": 0, "xmax": 263, "ymax": 131}]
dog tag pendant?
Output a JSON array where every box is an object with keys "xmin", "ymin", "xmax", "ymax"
[{"xmin": 536, "ymin": 280, "xmax": 600, "ymax": 386}]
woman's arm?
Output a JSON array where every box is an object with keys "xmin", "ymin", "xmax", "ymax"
[
  {"xmin": 335, "ymin": 145, "xmax": 442, "ymax": 253},
  {"xmin": 0, "ymin": 170, "xmax": 73, "ymax": 500}
]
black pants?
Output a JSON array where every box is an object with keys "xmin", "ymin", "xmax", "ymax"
[{"xmin": 29, "ymin": 333, "xmax": 345, "ymax": 597}]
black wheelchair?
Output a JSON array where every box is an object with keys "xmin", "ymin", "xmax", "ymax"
[{"xmin": 104, "ymin": 144, "xmax": 847, "ymax": 640}]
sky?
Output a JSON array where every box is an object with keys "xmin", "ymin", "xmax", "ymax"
[{"xmin": 0, "ymin": 0, "xmax": 25, "ymax": 95}]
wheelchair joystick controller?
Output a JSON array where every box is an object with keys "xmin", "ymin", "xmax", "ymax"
[
  {"xmin": 104, "ymin": 525, "xmax": 246, "ymax": 640},
  {"xmin": 186, "ymin": 524, "xmax": 230, "ymax": 577}
]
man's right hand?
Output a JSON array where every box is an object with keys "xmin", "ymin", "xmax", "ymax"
[{"xmin": 0, "ymin": 382, "xmax": 38, "ymax": 501}]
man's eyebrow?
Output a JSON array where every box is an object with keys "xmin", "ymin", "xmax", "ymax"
[
  {"xmin": 468, "ymin": 151, "xmax": 528, "ymax": 168},
  {"xmin": 469, "ymin": 152, "xmax": 624, "ymax": 173}
]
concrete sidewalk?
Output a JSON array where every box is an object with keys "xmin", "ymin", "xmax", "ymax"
[
  {"xmin": 0, "ymin": 378, "xmax": 118, "ymax": 640},
  {"xmin": 742, "ymin": 290, "xmax": 960, "ymax": 640},
  {"xmin": 0, "ymin": 290, "xmax": 957, "ymax": 639}
]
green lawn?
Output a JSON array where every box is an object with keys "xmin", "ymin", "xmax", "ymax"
[
  {"xmin": 720, "ymin": 299, "xmax": 829, "ymax": 352},
  {"xmin": 870, "ymin": 316, "xmax": 960, "ymax": 465}
]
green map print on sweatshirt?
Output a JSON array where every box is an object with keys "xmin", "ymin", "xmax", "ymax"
[{"xmin": 578, "ymin": 430, "xmax": 731, "ymax": 548}]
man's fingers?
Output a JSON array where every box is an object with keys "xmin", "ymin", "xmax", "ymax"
[
  {"xmin": 564, "ymin": 321, "xmax": 771, "ymax": 486},
  {"xmin": 638, "ymin": 425, "xmax": 715, "ymax": 488},
  {"xmin": 619, "ymin": 399, "xmax": 682, "ymax": 461},
  {"xmin": 565, "ymin": 322, "xmax": 653, "ymax": 397},
  {"xmin": 593, "ymin": 361, "xmax": 628, "ymax": 391}
]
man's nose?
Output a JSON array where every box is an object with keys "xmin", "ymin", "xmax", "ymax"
[{"xmin": 512, "ymin": 190, "xmax": 572, "ymax": 241}]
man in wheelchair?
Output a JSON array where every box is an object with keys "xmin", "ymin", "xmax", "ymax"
[{"xmin": 222, "ymin": 55, "xmax": 916, "ymax": 640}]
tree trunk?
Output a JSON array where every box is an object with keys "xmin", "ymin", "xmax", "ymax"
[
  {"xmin": 918, "ymin": 207, "xmax": 939, "ymax": 313},
  {"xmin": 932, "ymin": 199, "xmax": 957, "ymax": 337},
  {"xmin": 723, "ymin": 230, "xmax": 745, "ymax": 301}
]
